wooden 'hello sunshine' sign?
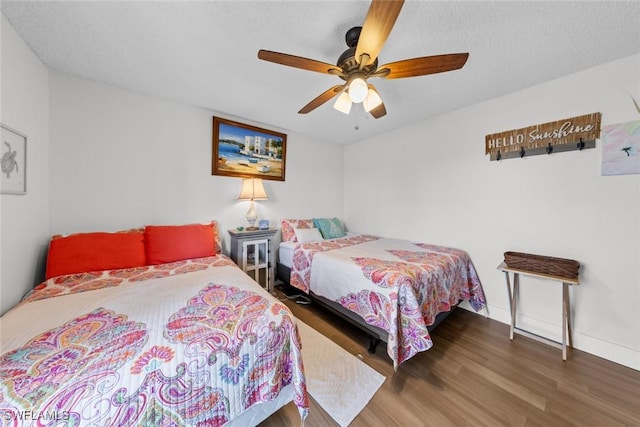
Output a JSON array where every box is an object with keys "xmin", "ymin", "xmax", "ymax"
[{"xmin": 486, "ymin": 112, "xmax": 601, "ymax": 161}]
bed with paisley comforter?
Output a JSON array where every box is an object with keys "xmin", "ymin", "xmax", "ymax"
[
  {"xmin": 277, "ymin": 219, "xmax": 486, "ymax": 369},
  {"xmin": 0, "ymin": 224, "xmax": 308, "ymax": 426}
]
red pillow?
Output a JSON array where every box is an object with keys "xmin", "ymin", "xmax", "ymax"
[
  {"xmin": 145, "ymin": 223, "xmax": 218, "ymax": 265},
  {"xmin": 45, "ymin": 231, "xmax": 146, "ymax": 280}
]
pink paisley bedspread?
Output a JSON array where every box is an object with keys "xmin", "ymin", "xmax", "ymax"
[
  {"xmin": 290, "ymin": 236, "xmax": 485, "ymax": 368},
  {"xmin": 1, "ymin": 255, "xmax": 308, "ymax": 426}
]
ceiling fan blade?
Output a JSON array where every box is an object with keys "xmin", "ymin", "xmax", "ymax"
[
  {"xmin": 367, "ymin": 84, "xmax": 387, "ymax": 119},
  {"xmin": 298, "ymin": 85, "xmax": 345, "ymax": 114},
  {"xmin": 355, "ymin": 0, "xmax": 404, "ymax": 67},
  {"xmin": 378, "ymin": 53, "xmax": 469, "ymax": 79},
  {"xmin": 258, "ymin": 50, "xmax": 342, "ymax": 75}
]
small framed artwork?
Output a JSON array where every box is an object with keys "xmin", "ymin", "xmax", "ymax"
[
  {"xmin": 601, "ymin": 120, "xmax": 640, "ymax": 176},
  {"xmin": 258, "ymin": 219, "xmax": 270, "ymax": 230},
  {"xmin": 1, "ymin": 124, "xmax": 27, "ymax": 195},
  {"xmin": 212, "ymin": 116, "xmax": 286, "ymax": 181}
]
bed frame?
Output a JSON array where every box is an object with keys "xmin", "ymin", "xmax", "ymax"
[{"xmin": 277, "ymin": 263, "xmax": 456, "ymax": 354}]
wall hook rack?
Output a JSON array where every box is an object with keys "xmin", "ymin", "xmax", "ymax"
[{"xmin": 485, "ymin": 112, "xmax": 601, "ymax": 161}]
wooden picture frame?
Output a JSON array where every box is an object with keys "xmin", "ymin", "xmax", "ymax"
[
  {"xmin": 1, "ymin": 124, "xmax": 27, "ymax": 195},
  {"xmin": 212, "ymin": 117, "xmax": 286, "ymax": 181}
]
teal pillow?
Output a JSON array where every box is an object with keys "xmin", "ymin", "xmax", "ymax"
[{"xmin": 313, "ymin": 218, "xmax": 346, "ymax": 239}]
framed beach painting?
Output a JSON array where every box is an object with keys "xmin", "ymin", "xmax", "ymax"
[
  {"xmin": 212, "ymin": 117, "xmax": 286, "ymax": 181},
  {"xmin": 1, "ymin": 124, "xmax": 27, "ymax": 195}
]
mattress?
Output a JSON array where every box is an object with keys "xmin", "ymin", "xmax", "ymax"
[{"xmin": 279, "ymin": 241, "xmax": 297, "ymax": 268}]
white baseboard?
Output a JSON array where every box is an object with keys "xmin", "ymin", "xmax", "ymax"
[{"xmin": 461, "ymin": 304, "xmax": 639, "ymax": 371}]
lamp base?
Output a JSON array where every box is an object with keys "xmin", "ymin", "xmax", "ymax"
[{"xmin": 245, "ymin": 201, "xmax": 259, "ymax": 230}]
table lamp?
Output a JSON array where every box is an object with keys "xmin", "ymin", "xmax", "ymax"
[{"xmin": 237, "ymin": 178, "xmax": 268, "ymax": 230}]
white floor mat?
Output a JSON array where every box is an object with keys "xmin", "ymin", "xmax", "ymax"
[{"xmin": 297, "ymin": 320, "xmax": 386, "ymax": 426}]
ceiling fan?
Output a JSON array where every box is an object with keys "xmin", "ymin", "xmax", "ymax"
[{"xmin": 257, "ymin": 0, "xmax": 468, "ymax": 119}]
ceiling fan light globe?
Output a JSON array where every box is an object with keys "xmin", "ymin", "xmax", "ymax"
[
  {"xmin": 333, "ymin": 92, "xmax": 352, "ymax": 114},
  {"xmin": 348, "ymin": 77, "xmax": 368, "ymax": 103},
  {"xmin": 363, "ymin": 89, "xmax": 383, "ymax": 112}
]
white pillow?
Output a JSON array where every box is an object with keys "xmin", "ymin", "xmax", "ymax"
[{"xmin": 294, "ymin": 227, "xmax": 324, "ymax": 243}]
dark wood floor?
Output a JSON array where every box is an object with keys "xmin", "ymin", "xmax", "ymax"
[{"xmin": 260, "ymin": 287, "xmax": 640, "ymax": 427}]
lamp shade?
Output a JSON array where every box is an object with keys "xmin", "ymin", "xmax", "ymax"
[
  {"xmin": 348, "ymin": 77, "xmax": 368, "ymax": 103},
  {"xmin": 238, "ymin": 178, "xmax": 268, "ymax": 201},
  {"xmin": 333, "ymin": 92, "xmax": 352, "ymax": 114},
  {"xmin": 363, "ymin": 88, "xmax": 383, "ymax": 112}
]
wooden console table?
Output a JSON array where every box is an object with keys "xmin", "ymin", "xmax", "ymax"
[{"xmin": 498, "ymin": 261, "xmax": 580, "ymax": 360}]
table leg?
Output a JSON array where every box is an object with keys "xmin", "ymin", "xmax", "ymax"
[
  {"xmin": 562, "ymin": 282, "xmax": 572, "ymax": 360},
  {"xmin": 504, "ymin": 272, "xmax": 512, "ymax": 339},
  {"xmin": 504, "ymin": 271, "xmax": 513, "ymax": 335},
  {"xmin": 510, "ymin": 273, "xmax": 519, "ymax": 340}
]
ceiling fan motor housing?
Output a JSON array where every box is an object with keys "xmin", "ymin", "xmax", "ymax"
[
  {"xmin": 345, "ymin": 26, "xmax": 362, "ymax": 47},
  {"xmin": 337, "ymin": 27, "xmax": 378, "ymax": 80}
]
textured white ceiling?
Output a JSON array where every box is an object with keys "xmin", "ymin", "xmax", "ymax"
[{"xmin": 2, "ymin": 1, "xmax": 639, "ymax": 144}]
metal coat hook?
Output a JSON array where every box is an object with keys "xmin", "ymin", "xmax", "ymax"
[{"xmin": 491, "ymin": 137, "xmax": 595, "ymax": 162}]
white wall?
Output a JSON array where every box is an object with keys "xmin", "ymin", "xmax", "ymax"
[
  {"xmin": 344, "ymin": 54, "xmax": 640, "ymax": 370},
  {"xmin": 48, "ymin": 71, "xmax": 344, "ymax": 254},
  {"xmin": 0, "ymin": 16, "xmax": 50, "ymax": 315}
]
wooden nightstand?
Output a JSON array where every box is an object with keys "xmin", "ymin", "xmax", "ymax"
[{"xmin": 228, "ymin": 228, "xmax": 278, "ymax": 293}]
